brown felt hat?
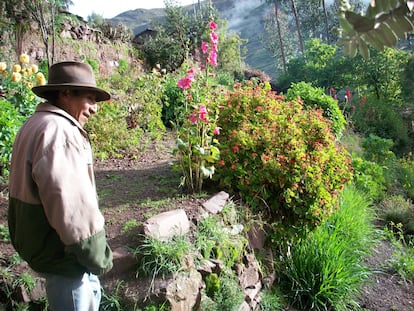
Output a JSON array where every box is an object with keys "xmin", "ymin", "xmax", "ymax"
[{"xmin": 32, "ymin": 61, "xmax": 110, "ymax": 102}]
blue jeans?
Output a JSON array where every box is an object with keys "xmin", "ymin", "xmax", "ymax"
[{"xmin": 43, "ymin": 272, "xmax": 101, "ymax": 311}]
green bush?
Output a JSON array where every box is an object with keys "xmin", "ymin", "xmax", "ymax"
[
  {"xmin": 379, "ymin": 195, "xmax": 414, "ymax": 236},
  {"xmin": 396, "ymin": 155, "xmax": 414, "ymax": 201},
  {"xmin": 201, "ymin": 274, "xmax": 244, "ymax": 311},
  {"xmin": 351, "ymin": 94, "xmax": 411, "ymax": 156},
  {"xmin": 161, "ymin": 74, "xmax": 186, "ymax": 128},
  {"xmin": 85, "ymin": 102, "xmax": 143, "ymax": 160},
  {"xmin": 351, "ymin": 157, "xmax": 387, "ymax": 202},
  {"xmin": 277, "ymin": 185, "xmax": 376, "ymax": 310},
  {"xmin": 215, "ymin": 83, "xmax": 353, "ymax": 241},
  {"xmin": 286, "ymin": 82, "xmax": 346, "ymax": 138},
  {"xmin": 0, "ymin": 100, "xmax": 24, "ymax": 180}
]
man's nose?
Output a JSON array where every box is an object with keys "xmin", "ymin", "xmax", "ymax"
[{"xmin": 90, "ymin": 103, "xmax": 98, "ymax": 114}]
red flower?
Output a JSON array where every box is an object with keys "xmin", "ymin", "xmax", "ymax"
[
  {"xmin": 213, "ymin": 127, "xmax": 220, "ymax": 135},
  {"xmin": 232, "ymin": 145, "xmax": 240, "ymax": 153},
  {"xmin": 218, "ymin": 160, "xmax": 225, "ymax": 166}
]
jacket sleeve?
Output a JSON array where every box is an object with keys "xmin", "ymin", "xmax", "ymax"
[{"xmin": 32, "ymin": 125, "xmax": 113, "ymax": 274}]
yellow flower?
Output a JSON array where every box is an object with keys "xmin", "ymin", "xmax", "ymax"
[
  {"xmin": 36, "ymin": 72, "xmax": 46, "ymax": 85},
  {"xmin": 13, "ymin": 64, "xmax": 21, "ymax": 72},
  {"xmin": 30, "ymin": 64, "xmax": 39, "ymax": 73},
  {"xmin": 12, "ymin": 72, "xmax": 22, "ymax": 82},
  {"xmin": 19, "ymin": 53, "xmax": 30, "ymax": 64},
  {"xmin": 27, "ymin": 82, "xmax": 34, "ymax": 88},
  {"xmin": 0, "ymin": 62, "xmax": 6, "ymax": 71}
]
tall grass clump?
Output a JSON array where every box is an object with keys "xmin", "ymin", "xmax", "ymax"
[{"xmin": 277, "ymin": 185, "xmax": 377, "ymax": 310}]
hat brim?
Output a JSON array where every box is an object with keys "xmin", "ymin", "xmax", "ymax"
[{"xmin": 32, "ymin": 84, "xmax": 111, "ymax": 102}]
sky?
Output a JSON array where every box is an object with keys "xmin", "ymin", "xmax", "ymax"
[{"xmin": 69, "ymin": 0, "xmax": 198, "ymax": 20}]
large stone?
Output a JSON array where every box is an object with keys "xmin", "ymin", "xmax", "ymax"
[
  {"xmin": 166, "ymin": 269, "xmax": 203, "ymax": 311},
  {"xmin": 144, "ymin": 209, "xmax": 190, "ymax": 241},
  {"xmin": 202, "ymin": 191, "xmax": 230, "ymax": 214}
]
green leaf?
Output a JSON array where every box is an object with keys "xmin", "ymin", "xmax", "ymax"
[
  {"xmin": 345, "ymin": 12, "xmax": 375, "ymax": 33},
  {"xmin": 358, "ymin": 37, "xmax": 370, "ymax": 59}
]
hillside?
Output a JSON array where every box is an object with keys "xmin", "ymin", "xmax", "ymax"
[{"xmin": 108, "ymin": 0, "xmax": 278, "ymax": 79}]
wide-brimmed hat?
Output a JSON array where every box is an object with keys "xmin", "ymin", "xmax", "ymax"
[{"xmin": 32, "ymin": 61, "xmax": 110, "ymax": 102}]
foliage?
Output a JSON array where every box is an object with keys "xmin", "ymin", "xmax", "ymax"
[
  {"xmin": 0, "ymin": 100, "xmax": 24, "ymax": 180},
  {"xmin": 384, "ymin": 224, "xmax": 414, "ymax": 282},
  {"xmin": 395, "ymin": 155, "xmax": 414, "ymax": 202},
  {"xmin": 201, "ymin": 274, "xmax": 244, "ymax": 311},
  {"xmin": 134, "ymin": 234, "xmax": 191, "ymax": 279},
  {"xmin": 351, "ymin": 157, "xmax": 387, "ymax": 202},
  {"xmin": 85, "ymin": 102, "xmax": 143, "ymax": 160},
  {"xmin": 286, "ymin": 81, "xmax": 346, "ymax": 138},
  {"xmin": 0, "ymin": 224, "xmax": 10, "ymax": 242},
  {"xmin": 161, "ymin": 74, "xmax": 187, "ymax": 127},
  {"xmin": 0, "ymin": 55, "xmax": 45, "ymax": 180},
  {"xmin": 351, "ymin": 93, "xmax": 411, "ymax": 156},
  {"xmin": 379, "ymin": 195, "xmax": 414, "ymax": 237},
  {"xmin": 338, "ymin": 0, "xmax": 414, "ymax": 58},
  {"xmin": 277, "ymin": 185, "xmax": 376, "ymax": 310},
  {"xmin": 100, "ymin": 281, "xmax": 126, "ymax": 311},
  {"xmin": 259, "ymin": 288, "xmax": 284, "ymax": 311},
  {"xmin": 361, "ymin": 134, "xmax": 396, "ymax": 165},
  {"xmin": 195, "ymin": 205, "xmax": 247, "ymax": 268}
]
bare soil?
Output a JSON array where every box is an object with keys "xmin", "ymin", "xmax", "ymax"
[{"xmin": 1, "ymin": 134, "xmax": 414, "ymax": 310}]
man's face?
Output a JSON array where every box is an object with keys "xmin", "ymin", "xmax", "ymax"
[{"xmin": 59, "ymin": 90, "xmax": 98, "ymax": 127}]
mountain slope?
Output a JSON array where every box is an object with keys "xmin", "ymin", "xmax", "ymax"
[{"xmin": 108, "ymin": 0, "xmax": 277, "ymax": 79}]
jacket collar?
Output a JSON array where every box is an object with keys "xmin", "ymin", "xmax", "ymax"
[{"xmin": 35, "ymin": 102, "xmax": 87, "ymax": 136}]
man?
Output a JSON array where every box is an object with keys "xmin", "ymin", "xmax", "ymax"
[{"xmin": 8, "ymin": 61, "xmax": 113, "ymax": 310}]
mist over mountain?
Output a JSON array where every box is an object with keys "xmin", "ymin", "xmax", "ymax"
[{"xmin": 108, "ymin": 0, "xmax": 277, "ymax": 78}]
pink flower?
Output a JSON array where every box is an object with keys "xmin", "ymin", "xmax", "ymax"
[
  {"xmin": 213, "ymin": 127, "xmax": 220, "ymax": 135},
  {"xmin": 199, "ymin": 105, "xmax": 208, "ymax": 122},
  {"xmin": 210, "ymin": 31, "xmax": 219, "ymax": 44},
  {"xmin": 201, "ymin": 41, "xmax": 209, "ymax": 54},
  {"xmin": 209, "ymin": 21, "xmax": 217, "ymax": 30},
  {"xmin": 208, "ymin": 51, "xmax": 218, "ymax": 67},
  {"xmin": 187, "ymin": 68, "xmax": 195, "ymax": 80},
  {"xmin": 178, "ymin": 77, "xmax": 192, "ymax": 90},
  {"xmin": 189, "ymin": 112, "xmax": 198, "ymax": 124}
]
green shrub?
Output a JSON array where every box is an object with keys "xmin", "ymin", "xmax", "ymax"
[
  {"xmin": 201, "ymin": 274, "xmax": 244, "ymax": 311},
  {"xmin": 384, "ymin": 224, "xmax": 414, "ymax": 281},
  {"xmin": 195, "ymin": 207, "xmax": 246, "ymax": 268},
  {"xmin": 85, "ymin": 102, "xmax": 143, "ymax": 160},
  {"xmin": 396, "ymin": 155, "xmax": 414, "ymax": 201},
  {"xmin": 277, "ymin": 185, "xmax": 376, "ymax": 310},
  {"xmin": 0, "ymin": 100, "xmax": 24, "ymax": 180},
  {"xmin": 351, "ymin": 157, "xmax": 387, "ymax": 202},
  {"xmin": 215, "ymin": 83, "xmax": 353, "ymax": 241},
  {"xmin": 351, "ymin": 94, "xmax": 411, "ymax": 156},
  {"xmin": 286, "ymin": 82, "xmax": 346, "ymax": 138},
  {"xmin": 361, "ymin": 134, "xmax": 396, "ymax": 165},
  {"xmin": 161, "ymin": 74, "xmax": 186, "ymax": 128},
  {"xmin": 133, "ymin": 234, "xmax": 191, "ymax": 279},
  {"xmin": 379, "ymin": 195, "xmax": 414, "ymax": 236}
]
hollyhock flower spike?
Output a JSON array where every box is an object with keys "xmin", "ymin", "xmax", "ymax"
[{"xmin": 210, "ymin": 31, "xmax": 219, "ymax": 45}]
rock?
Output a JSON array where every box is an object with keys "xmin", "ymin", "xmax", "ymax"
[
  {"xmin": 144, "ymin": 209, "xmax": 190, "ymax": 241},
  {"xmin": 247, "ymin": 222, "xmax": 266, "ymax": 251},
  {"xmin": 166, "ymin": 269, "xmax": 203, "ymax": 311},
  {"xmin": 104, "ymin": 247, "xmax": 136, "ymax": 278},
  {"xmin": 202, "ymin": 191, "xmax": 229, "ymax": 214}
]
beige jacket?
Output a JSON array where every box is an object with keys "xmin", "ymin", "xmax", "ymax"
[{"xmin": 8, "ymin": 103, "xmax": 113, "ymax": 276}]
